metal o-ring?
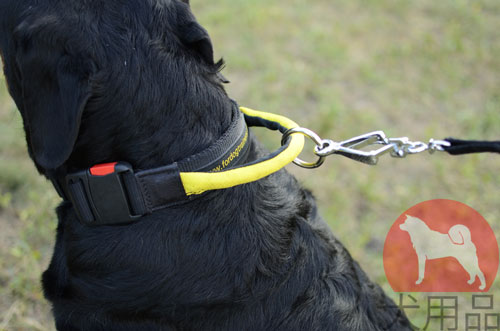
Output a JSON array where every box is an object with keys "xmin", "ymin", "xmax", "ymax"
[{"xmin": 281, "ymin": 127, "xmax": 326, "ymax": 169}]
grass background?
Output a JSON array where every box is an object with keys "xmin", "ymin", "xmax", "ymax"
[{"xmin": 1, "ymin": 0, "xmax": 499, "ymax": 329}]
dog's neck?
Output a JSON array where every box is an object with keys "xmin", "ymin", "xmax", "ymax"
[{"xmin": 58, "ymin": 64, "xmax": 235, "ymax": 177}]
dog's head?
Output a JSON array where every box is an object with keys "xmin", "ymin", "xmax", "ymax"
[
  {"xmin": 0, "ymin": 0, "xmax": 224, "ymax": 174},
  {"xmin": 399, "ymin": 215, "xmax": 426, "ymax": 233}
]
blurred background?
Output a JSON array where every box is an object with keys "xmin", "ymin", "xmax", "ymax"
[{"xmin": 1, "ymin": 0, "xmax": 499, "ymax": 329}]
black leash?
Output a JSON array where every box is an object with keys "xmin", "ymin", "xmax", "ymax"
[{"xmin": 444, "ymin": 138, "xmax": 500, "ymax": 155}]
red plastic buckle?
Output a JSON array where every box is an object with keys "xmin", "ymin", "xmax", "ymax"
[
  {"xmin": 66, "ymin": 162, "xmax": 142, "ymax": 225},
  {"xmin": 90, "ymin": 162, "xmax": 118, "ymax": 176}
]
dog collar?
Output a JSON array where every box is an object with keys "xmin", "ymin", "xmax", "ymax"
[{"xmin": 53, "ymin": 106, "xmax": 305, "ymax": 225}]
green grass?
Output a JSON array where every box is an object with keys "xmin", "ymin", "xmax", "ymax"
[
  {"xmin": 0, "ymin": 76, "xmax": 58, "ymax": 330},
  {"xmin": 1, "ymin": 0, "xmax": 499, "ymax": 329}
]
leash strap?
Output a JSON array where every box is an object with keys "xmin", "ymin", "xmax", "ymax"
[{"xmin": 443, "ymin": 138, "xmax": 500, "ymax": 155}]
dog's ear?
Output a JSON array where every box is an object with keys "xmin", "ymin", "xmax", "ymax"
[
  {"xmin": 176, "ymin": 3, "xmax": 215, "ymax": 66},
  {"xmin": 16, "ymin": 43, "xmax": 94, "ymax": 170}
]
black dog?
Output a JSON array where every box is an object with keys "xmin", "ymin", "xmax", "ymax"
[{"xmin": 1, "ymin": 0, "xmax": 411, "ymax": 329}]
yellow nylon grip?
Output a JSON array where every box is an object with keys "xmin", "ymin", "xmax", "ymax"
[{"xmin": 180, "ymin": 107, "xmax": 305, "ymax": 195}]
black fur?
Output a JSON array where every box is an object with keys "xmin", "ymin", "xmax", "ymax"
[{"xmin": 0, "ymin": 1, "xmax": 411, "ymax": 330}]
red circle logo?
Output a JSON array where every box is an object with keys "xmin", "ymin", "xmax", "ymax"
[{"xmin": 384, "ymin": 199, "xmax": 499, "ymax": 292}]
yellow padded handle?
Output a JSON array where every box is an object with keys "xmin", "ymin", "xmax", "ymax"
[{"xmin": 180, "ymin": 107, "xmax": 305, "ymax": 195}]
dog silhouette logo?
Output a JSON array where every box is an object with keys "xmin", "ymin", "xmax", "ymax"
[
  {"xmin": 399, "ymin": 215, "xmax": 486, "ymax": 290},
  {"xmin": 384, "ymin": 200, "xmax": 498, "ymax": 292}
]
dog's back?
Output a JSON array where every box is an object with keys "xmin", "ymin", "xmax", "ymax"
[{"xmin": 401, "ymin": 216, "xmax": 476, "ymax": 258}]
